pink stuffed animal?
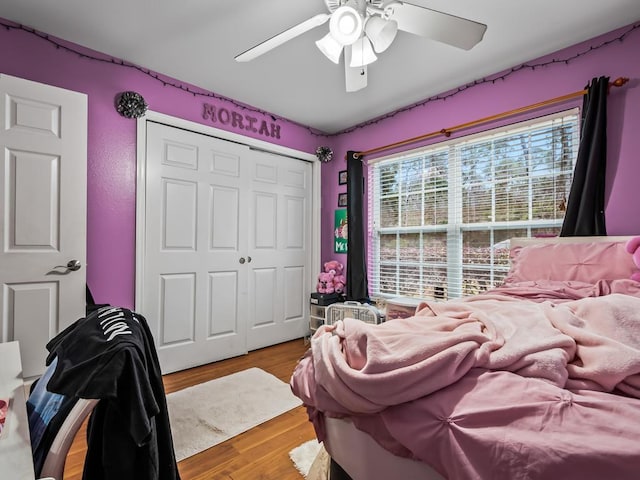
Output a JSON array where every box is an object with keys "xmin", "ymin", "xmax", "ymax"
[
  {"xmin": 626, "ymin": 236, "xmax": 640, "ymax": 282},
  {"xmin": 322, "ymin": 260, "xmax": 346, "ymax": 294},
  {"xmin": 317, "ymin": 271, "xmax": 335, "ymax": 293},
  {"xmin": 323, "ymin": 260, "xmax": 344, "ymax": 276},
  {"xmin": 333, "ymin": 274, "xmax": 346, "ymax": 294},
  {"xmin": 316, "ymin": 260, "xmax": 346, "ymax": 294}
]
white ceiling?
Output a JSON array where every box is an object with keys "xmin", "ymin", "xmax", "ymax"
[{"xmin": 1, "ymin": 0, "xmax": 640, "ymax": 134}]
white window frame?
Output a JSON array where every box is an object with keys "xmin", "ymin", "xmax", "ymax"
[{"xmin": 368, "ymin": 109, "xmax": 580, "ymax": 301}]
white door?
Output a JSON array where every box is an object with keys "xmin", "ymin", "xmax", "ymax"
[
  {"xmin": 0, "ymin": 74, "xmax": 87, "ymax": 378},
  {"xmin": 141, "ymin": 122, "xmax": 311, "ymax": 373},
  {"xmin": 143, "ymin": 122, "xmax": 248, "ymax": 373},
  {"xmin": 246, "ymin": 150, "xmax": 311, "ymax": 350}
]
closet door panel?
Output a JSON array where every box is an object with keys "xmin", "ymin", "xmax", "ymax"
[
  {"xmin": 144, "ymin": 123, "xmax": 248, "ymax": 374},
  {"xmin": 246, "ymin": 151, "xmax": 311, "ymax": 350}
]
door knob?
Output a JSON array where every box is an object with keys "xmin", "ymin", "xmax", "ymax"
[
  {"xmin": 239, "ymin": 257, "xmax": 246, "ymax": 264},
  {"xmin": 247, "ymin": 256, "xmax": 252, "ymax": 263},
  {"xmin": 66, "ymin": 259, "xmax": 82, "ymax": 271},
  {"xmin": 52, "ymin": 259, "xmax": 82, "ymax": 274}
]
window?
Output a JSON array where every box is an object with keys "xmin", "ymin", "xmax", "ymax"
[{"xmin": 368, "ymin": 110, "xmax": 579, "ymax": 301}]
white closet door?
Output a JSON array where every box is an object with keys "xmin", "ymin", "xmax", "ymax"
[
  {"xmin": 246, "ymin": 150, "xmax": 311, "ymax": 350},
  {"xmin": 0, "ymin": 74, "xmax": 87, "ymax": 378},
  {"xmin": 144, "ymin": 122, "xmax": 250, "ymax": 373},
  {"xmin": 142, "ymin": 122, "xmax": 312, "ymax": 373}
]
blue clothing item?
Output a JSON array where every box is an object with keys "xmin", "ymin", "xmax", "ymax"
[{"xmin": 26, "ymin": 356, "xmax": 76, "ymax": 475}]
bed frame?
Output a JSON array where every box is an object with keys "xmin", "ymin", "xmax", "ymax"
[{"xmin": 325, "ymin": 416, "xmax": 444, "ymax": 480}]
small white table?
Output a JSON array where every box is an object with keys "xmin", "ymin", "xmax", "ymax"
[{"xmin": 0, "ymin": 341, "xmax": 36, "ymax": 479}]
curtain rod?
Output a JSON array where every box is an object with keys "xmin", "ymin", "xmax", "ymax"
[{"xmin": 353, "ymin": 76, "xmax": 629, "ymax": 161}]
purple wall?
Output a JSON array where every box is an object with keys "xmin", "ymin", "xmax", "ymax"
[
  {"xmin": 2, "ymin": 19, "xmax": 639, "ymax": 307},
  {"xmin": 321, "ymin": 22, "xmax": 640, "ymax": 266},
  {"xmin": 0, "ymin": 20, "xmax": 322, "ymax": 308}
]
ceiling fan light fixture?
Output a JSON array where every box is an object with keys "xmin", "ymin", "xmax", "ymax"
[
  {"xmin": 329, "ymin": 5, "xmax": 364, "ymax": 45},
  {"xmin": 315, "ymin": 32, "xmax": 343, "ymax": 64},
  {"xmin": 349, "ymin": 35, "xmax": 377, "ymax": 67},
  {"xmin": 235, "ymin": 0, "xmax": 488, "ymax": 93},
  {"xmin": 364, "ymin": 15, "xmax": 398, "ymax": 53}
]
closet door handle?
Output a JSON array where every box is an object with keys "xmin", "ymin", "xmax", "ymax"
[
  {"xmin": 239, "ymin": 257, "xmax": 246, "ymax": 264},
  {"xmin": 247, "ymin": 256, "xmax": 252, "ymax": 263}
]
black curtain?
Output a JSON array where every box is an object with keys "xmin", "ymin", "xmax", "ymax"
[
  {"xmin": 560, "ymin": 76, "xmax": 609, "ymax": 236},
  {"xmin": 345, "ymin": 151, "xmax": 369, "ymax": 302}
]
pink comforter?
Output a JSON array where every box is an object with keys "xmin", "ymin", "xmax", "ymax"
[{"xmin": 291, "ymin": 283, "xmax": 640, "ymax": 479}]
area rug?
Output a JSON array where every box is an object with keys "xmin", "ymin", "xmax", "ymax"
[
  {"xmin": 167, "ymin": 367, "xmax": 302, "ymax": 461},
  {"xmin": 290, "ymin": 440, "xmax": 329, "ymax": 479}
]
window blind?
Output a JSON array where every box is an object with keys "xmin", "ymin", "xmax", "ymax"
[{"xmin": 368, "ymin": 110, "xmax": 579, "ymax": 301}]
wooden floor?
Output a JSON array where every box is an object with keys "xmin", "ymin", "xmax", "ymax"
[{"xmin": 62, "ymin": 338, "xmax": 317, "ymax": 480}]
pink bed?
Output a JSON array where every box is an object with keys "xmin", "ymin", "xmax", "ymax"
[{"xmin": 291, "ymin": 236, "xmax": 640, "ymax": 479}]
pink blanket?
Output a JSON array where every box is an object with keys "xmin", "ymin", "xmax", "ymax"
[
  {"xmin": 291, "ymin": 287, "xmax": 640, "ymax": 479},
  {"xmin": 301, "ymin": 293, "xmax": 640, "ymax": 413},
  {"xmin": 483, "ymin": 278, "xmax": 640, "ymax": 302}
]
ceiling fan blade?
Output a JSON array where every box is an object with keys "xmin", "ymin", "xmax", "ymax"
[
  {"xmin": 387, "ymin": 2, "xmax": 487, "ymax": 50},
  {"xmin": 235, "ymin": 13, "xmax": 331, "ymax": 62},
  {"xmin": 344, "ymin": 46, "xmax": 368, "ymax": 92}
]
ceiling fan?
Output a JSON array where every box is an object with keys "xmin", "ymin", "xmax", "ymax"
[{"xmin": 235, "ymin": 0, "xmax": 487, "ymax": 92}]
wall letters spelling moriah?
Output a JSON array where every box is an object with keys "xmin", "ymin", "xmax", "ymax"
[{"xmin": 202, "ymin": 103, "xmax": 281, "ymax": 139}]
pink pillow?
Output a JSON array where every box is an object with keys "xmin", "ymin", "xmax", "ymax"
[{"xmin": 504, "ymin": 241, "xmax": 636, "ymax": 284}]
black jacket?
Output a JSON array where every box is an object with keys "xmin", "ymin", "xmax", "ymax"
[{"xmin": 46, "ymin": 306, "xmax": 180, "ymax": 480}]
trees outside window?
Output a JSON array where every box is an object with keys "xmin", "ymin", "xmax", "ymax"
[{"xmin": 369, "ymin": 110, "xmax": 578, "ymax": 300}]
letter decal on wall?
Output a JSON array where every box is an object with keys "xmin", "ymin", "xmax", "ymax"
[{"xmin": 202, "ymin": 103, "xmax": 283, "ymax": 140}]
